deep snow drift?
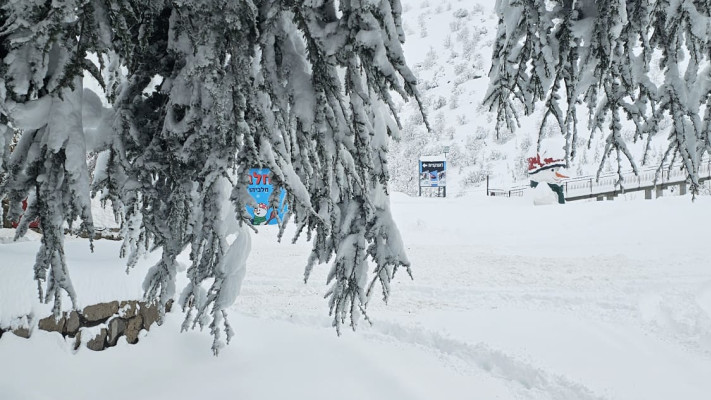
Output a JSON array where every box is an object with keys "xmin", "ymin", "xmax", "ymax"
[{"xmin": 1, "ymin": 194, "xmax": 710, "ymax": 400}]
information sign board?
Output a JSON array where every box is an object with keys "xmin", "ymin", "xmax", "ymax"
[
  {"xmin": 419, "ymin": 160, "xmax": 447, "ymax": 188},
  {"xmin": 246, "ymin": 168, "xmax": 287, "ymax": 226}
]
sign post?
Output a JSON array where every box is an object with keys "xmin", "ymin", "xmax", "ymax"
[{"xmin": 418, "ymin": 156, "xmax": 447, "ymax": 197}]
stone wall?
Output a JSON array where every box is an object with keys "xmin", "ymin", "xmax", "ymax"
[{"xmin": 0, "ymin": 299, "xmax": 172, "ymax": 351}]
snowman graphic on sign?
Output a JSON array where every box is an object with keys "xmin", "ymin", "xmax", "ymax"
[
  {"xmin": 526, "ymin": 139, "xmax": 569, "ymax": 205},
  {"xmin": 251, "ymin": 203, "xmax": 269, "ymax": 225}
]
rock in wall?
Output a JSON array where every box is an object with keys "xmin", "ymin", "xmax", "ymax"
[{"xmin": 1, "ymin": 299, "xmax": 173, "ymax": 351}]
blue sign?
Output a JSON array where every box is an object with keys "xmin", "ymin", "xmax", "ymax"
[
  {"xmin": 246, "ymin": 168, "xmax": 287, "ymax": 225},
  {"xmin": 419, "ymin": 160, "xmax": 446, "ymax": 187}
]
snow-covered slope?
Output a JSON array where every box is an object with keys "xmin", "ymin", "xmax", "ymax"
[
  {"xmin": 2, "ymin": 194, "xmax": 710, "ymax": 400},
  {"xmin": 389, "ymin": 0, "xmax": 501, "ymax": 195}
]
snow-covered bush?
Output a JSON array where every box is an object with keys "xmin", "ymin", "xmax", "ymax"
[
  {"xmin": 422, "ymin": 47, "xmax": 438, "ymax": 69},
  {"xmin": 461, "ymin": 167, "xmax": 491, "ymax": 188},
  {"xmin": 433, "ymin": 112, "xmax": 446, "ymax": 135},
  {"xmin": 432, "ymin": 97, "xmax": 448, "ymax": 110},
  {"xmin": 489, "ymin": 149, "xmax": 507, "ymax": 161},
  {"xmin": 449, "ymin": 93, "xmax": 459, "ymax": 110},
  {"xmin": 446, "ymin": 126, "xmax": 456, "ymax": 140},
  {"xmin": 449, "ymin": 19, "xmax": 462, "ymax": 32},
  {"xmin": 446, "ymin": 143, "xmax": 464, "ymax": 167},
  {"xmin": 453, "ymin": 9, "xmax": 468, "ymax": 19},
  {"xmin": 454, "ymin": 63, "xmax": 468, "ymax": 76},
  {"xmin": 443, "ymin": 35, "xmax": 453, "ymax": 49},
  {"xmin": 418, "ymin": 14, "xmax": 428, "ymax": 38},
  {"xmin": 461, "ymin": 134, "xmax": 486, "ymax": 167}
]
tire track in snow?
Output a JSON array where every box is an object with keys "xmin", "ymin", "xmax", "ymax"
[
  {"xmin": 361, "ymin": 320, "xmax": 606, "ymax": 400},
  {"xmin": 265, "ymin": 312, "xmax": 605, "ymax": 400}
]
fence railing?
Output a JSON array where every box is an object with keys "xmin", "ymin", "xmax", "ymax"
[{"xmin": 486, "ymin": 158, "xmax": 711, "ymax": 201}]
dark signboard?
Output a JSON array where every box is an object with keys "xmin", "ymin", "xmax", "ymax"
[{"xmin": 419, "ymin": 160, "xmax": 446, "ymax": 187}]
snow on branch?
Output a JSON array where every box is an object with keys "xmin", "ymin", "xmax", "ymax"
[
  {"xmin": 2, "ymin": 0, "xmax": 422, "ymax": 353},
  {"xmin": 487, "ymin": 0, "xmax": 711, "ymax": 194}
]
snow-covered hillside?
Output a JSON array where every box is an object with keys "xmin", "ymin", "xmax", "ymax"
[
  {"xmin": 2, "ymin": 194, "xmax": 710, "ymax": 400},
  {"xmin": 389, "ymin": 0, "xmax": 500, "ymax": 195},
  {"xmin": 390, "ymin": 0, "xmax": 673, "ymax": 195}
]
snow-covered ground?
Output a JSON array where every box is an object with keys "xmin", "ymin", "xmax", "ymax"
[{"xmin": 1, "ymin": 194, "xmax": 710, "ymax": 400}]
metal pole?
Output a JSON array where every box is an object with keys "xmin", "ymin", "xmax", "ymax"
[{"xmin": 418, "ymin": 162, "xmax": 421, "ymax": 197}]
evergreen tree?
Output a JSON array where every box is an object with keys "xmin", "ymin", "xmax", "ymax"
[
  {"xmin": 485, "ymin": 0, "xmax": 711, "ymax": 192},
  {"xmin": 255, "ymin": 0, "xmax": 424, "ymax": 334},
  {"xmin": 3, "ymin": 0, "xmax": 425, "ymax": 353},
  {"xmin": 0, "ymin": 0, "xmax": 112, "ymax": 317}
]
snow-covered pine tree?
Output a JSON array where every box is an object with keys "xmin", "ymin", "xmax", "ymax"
[
  {"xmin": 92, "ymin": 0, "xmax": 425, "ymax": 352},
  {"xmin": 485, "ymin": 0, "xmax": 711, "ymax": 192},
  {"xmin": 2, "ymin": 0, "xmax": 422, "ymax": 352},
  {"xmin": 0, "ymin": 0, "xmax": 111, "ymax": 317},
  {"xmin": 91, "ymin": 0, "xmax": 261, "ymax": 354},
  {"xmin": 255, "ymin": 0, "xmax": 424, "ymax": 334}
]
